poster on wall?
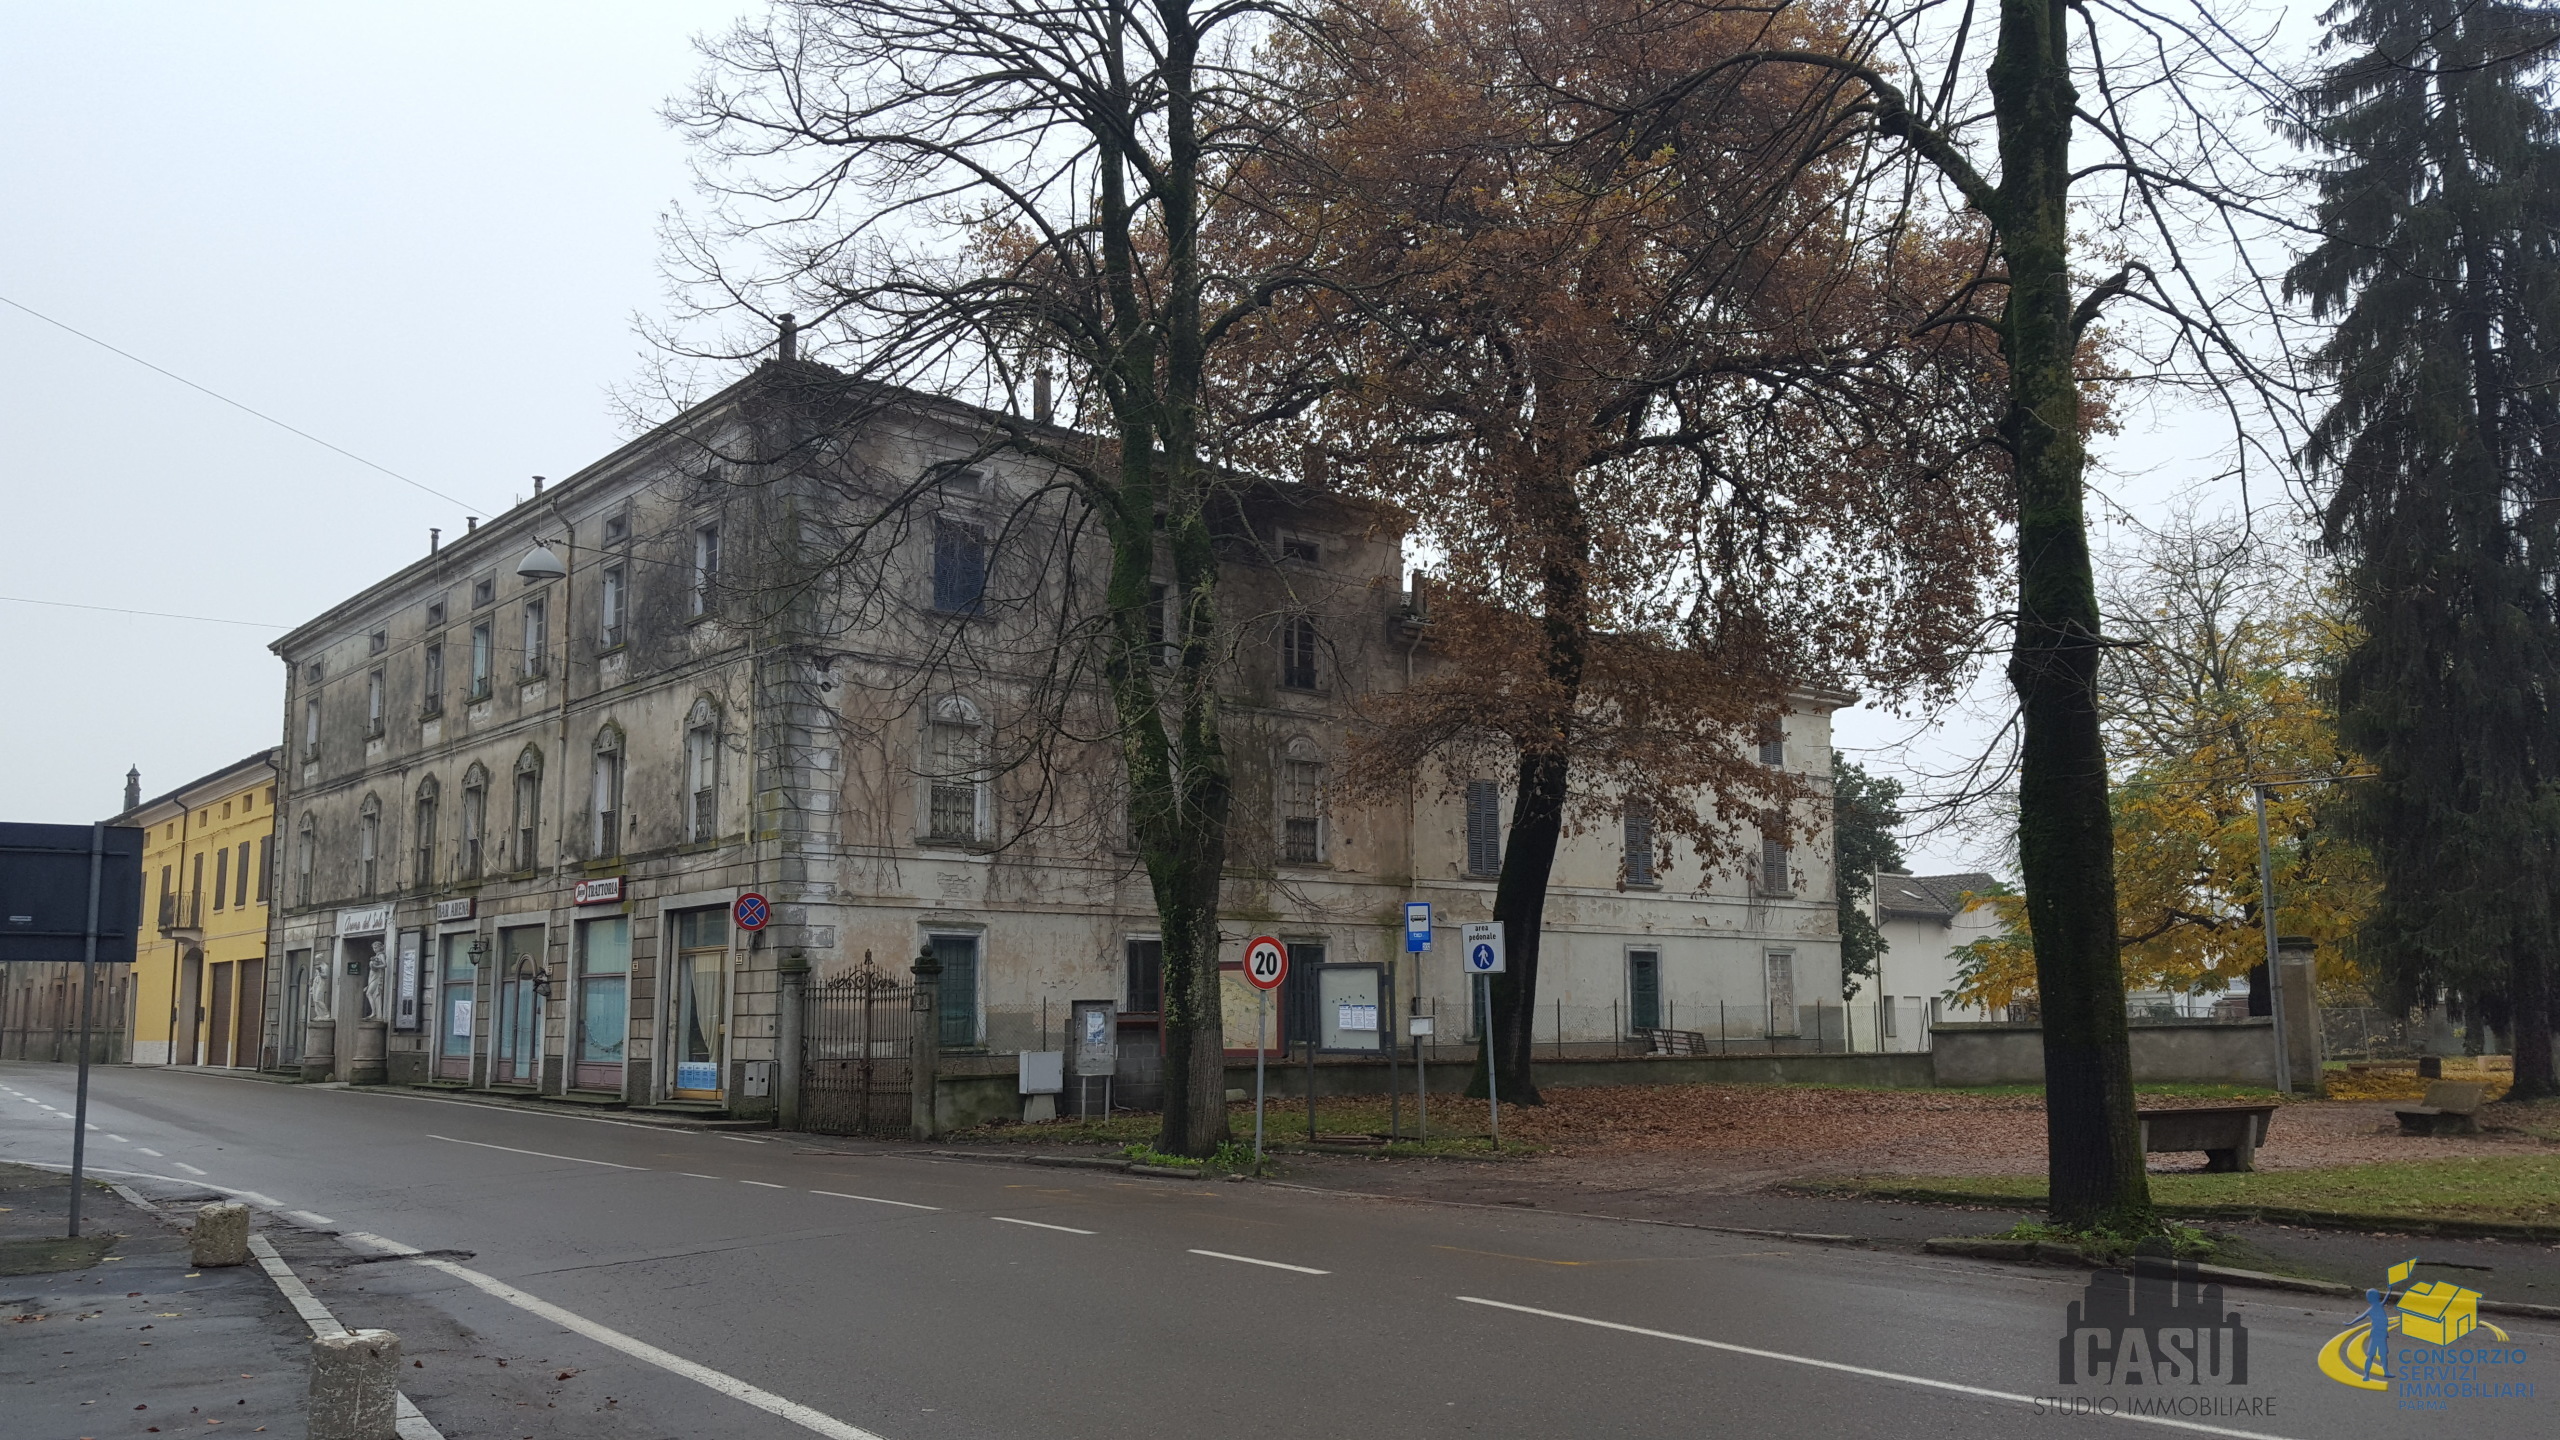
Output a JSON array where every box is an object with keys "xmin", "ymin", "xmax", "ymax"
[{"xmin": 394, "ymin": 931, "xmax": 423, "ymax": 1033}]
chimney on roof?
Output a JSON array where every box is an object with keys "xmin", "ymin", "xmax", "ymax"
[
  {"xmin": 124, "ymin": 766, "xmax": 141, "ymax": 813},
  {"xmin": 467, "ymin": 516, "xmax": 479, "ymax": 532},
  {"xmin": 430, "ymin": 527, "xmax": 441, "ymax": 554},
  {"xmin": 532, "ymin": 475, "xmax": 545, "ymax": 496},
  {"xmin": 778, "ymin": 312, "xmax": 799, "ymax": 363},
  {"xmin": 1033, "ymin": 368, "xmax": 1053, "ymax": 426}
]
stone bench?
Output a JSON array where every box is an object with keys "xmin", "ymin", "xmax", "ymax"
[
  {"xmin": 2396, "ymin": 1081, "xmax": 2486, "ymax": 1137},
  {"xmin": 2137, "ymin": 1104, "xmax": 2275, "ymax": 1172}
]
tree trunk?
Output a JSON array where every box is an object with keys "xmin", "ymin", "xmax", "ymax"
[
  {"xmin": 1471, "ymin": 477, "xmax": 1589, "ymax": 1106},
  {"xmin": 2512, "ymin": 944, "xmax": 2559, "ymax": 1100},
  {"xmin": 1991, "ymin": 0, "xmax": 2150, "ymax": 1230}
]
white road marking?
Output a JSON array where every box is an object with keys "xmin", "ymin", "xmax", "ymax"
[
  {"xmin": 426, "ymin": 1134, "xmax": 647, "ymax": 1169},
  {"xmin": 136, "ymin": 1147, "xmax": 163, "ymax": 1157},
  {"xmin": 741, "ymin": 1180, "xmax": 786, "ymax": 1189},
  {"xmin": 22, "ymin": 1160, "xmax": 287, "ymax": 1209},
  {"xmin": 248, "ymin": 1236, "xmax": 445, "ymax": 1440},
  {"xmin": 720, "ymin": 1134, "xmax": 768, "ymax": 1144},
  {"xmin": 173, "ymin": 1161, "xmax": 209, "ymax": 1176},
  {"xmin": 1454, "ymin": 1297, "xmax": 2298, "ymax": 1440},
  {"xmin": 810, "ymin": 1191, "xmax": 938, "ymax": 1211},
  {"xmin": 286, "ymin": 1210, "xmax": 337, "ymax": 1227},
  {"xmin": 991, "ymin": 1216, "xmax": 1095, "ymax": 1235},
  {"xmin": 106, "ymin": 1134, "xmax": 128, "ymax": 1143},
  {"xmin": 1188, "ymin": 1248, "xmax": 1330, "ymax": 1275},
  {"xmin": 390, "ymin": 1246, "xmax": 889, "ymax": 1439},
  {"xmin": 679, "ymin": 1172, "xmax": 723, "ymax": 1180}
]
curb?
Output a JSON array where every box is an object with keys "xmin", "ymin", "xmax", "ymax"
[
  {"xmin": 1799, "ymin": 1183, "xmax": 2560, "ymax": 1244},
  {"xmin": 1918, "ymin": 1236, "xmax": 2560, "ymax": 1320},
  {"xmin": 345, "ymin": 1083, "xmax": 775, "ymax": 1132}
]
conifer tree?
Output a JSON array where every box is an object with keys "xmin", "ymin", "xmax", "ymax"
[{"xmin": 2289, "ymin": 0, "xmax": 2560, "ymax": 1097}]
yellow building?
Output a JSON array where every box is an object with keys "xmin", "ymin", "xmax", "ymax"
[{"xmin": 114, "ymin": 749, "xmax": 282, "ymax": 1068}]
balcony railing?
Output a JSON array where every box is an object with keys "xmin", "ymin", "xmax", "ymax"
[{"xmin": 157, "ymin": 890, "xmax": 205, "ymax": 935}]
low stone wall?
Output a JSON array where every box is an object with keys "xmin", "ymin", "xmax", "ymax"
[{"xmin": 1930, "ymin": 1019, "xmax": 2280, "ymax": 1087}]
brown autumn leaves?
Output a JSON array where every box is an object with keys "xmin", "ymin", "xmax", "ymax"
[{"xmin": 1216, "ymin": 0, "xmax": 2010, "ymax": 883}]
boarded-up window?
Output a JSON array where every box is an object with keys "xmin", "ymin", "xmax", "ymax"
[
  {"xmin": 1766, "ymin": 950, "xmax": 1798, "ymax": 1037},
  {"xmin": 1623, "ymin": 801, "xmax": 1655, "ymax": 886},
  {"xmin": 1464, "ymin": 780, "xmax": 1502, "ymax": 877}
]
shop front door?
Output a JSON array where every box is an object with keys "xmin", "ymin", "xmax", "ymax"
[{"xmin": 494, "ymin": 925, "xmax": 543, "ymax": 1087}]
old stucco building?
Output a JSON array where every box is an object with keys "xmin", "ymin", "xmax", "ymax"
[{"xmin": 263, "ymin": 355, "xmax": 1848, "ymax": 1117}]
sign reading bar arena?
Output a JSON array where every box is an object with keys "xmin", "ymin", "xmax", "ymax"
[{"xmin": 433, "ymin": 897, "xmax": 474, "ymax": 923}]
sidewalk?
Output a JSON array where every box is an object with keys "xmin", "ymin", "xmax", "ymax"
[
  {"xmin": 1257, "ymin": 1148, "xmax": 2560, "ymax": 1315},
  {"xmin": 0, "ymin": 1161, "xmax": 311, "ymax": 1439}
]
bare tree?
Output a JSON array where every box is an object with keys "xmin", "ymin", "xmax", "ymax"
[
  {"xmin": 661, "ymin": 0, "xmax": 1334, "ymax": 1155},
  {"xmin": 1606, "ymin": 0, "xmax": 2310, "ymax": 1229}
]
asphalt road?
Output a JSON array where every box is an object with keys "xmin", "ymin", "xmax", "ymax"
[{"xmin": 3, "ymin": 1060, "xmax": 2544, "ymax": 1440}]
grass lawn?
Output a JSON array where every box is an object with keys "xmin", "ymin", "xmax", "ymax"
[{"xmin": 1820, "ymin": 1155, "xmax": 2560, "ymax": 1231}]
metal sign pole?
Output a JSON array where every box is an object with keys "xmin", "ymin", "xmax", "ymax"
[
  {"xmin": 2252, "ymin": 785, "xmax": 2293, "ymax": 1097},
  {"xmin": 1415, "ymin": 1005, "xmax": 1429, "ymax": 1140},
  {"xmin": 68, "ymin": 823, "xmax": 103, "ymax": 1239},
  {"xmin": 1481, "ymin": 970, "xmax": 1499, "ymax": 1152},
  {"xmin": 1254, "ymin": 988, "xmax": 1267, "ymax": 1161}
]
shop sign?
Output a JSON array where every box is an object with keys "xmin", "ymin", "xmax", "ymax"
[{"xmin": 573, "ymin": 877, "xmax": 624, "ymax": 906}]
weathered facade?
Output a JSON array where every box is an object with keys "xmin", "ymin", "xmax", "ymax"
[{"xmin": 264, "ymin": 359, "xmax": 1848, "ymax": 1117}]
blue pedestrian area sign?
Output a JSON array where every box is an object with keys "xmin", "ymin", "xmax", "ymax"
[{"xmin": 1460, "ymin": 921, "xmax": 1504, "ymax": 974}]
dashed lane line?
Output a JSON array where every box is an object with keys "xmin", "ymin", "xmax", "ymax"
[
  {"xmin": 286, "ymin": 1209, "xmax": 337, "ymax": 1227},
  {"xmin": 991, "ymin": 1216, "xmax": 1095, "ymax": 1235},
  {"xmin": 679, "ymin": 1172, "xmax": 723, "ymax": 1180},
  {"xmin": 1188, "ymin": 1248, "xmax": 1330, "ymax": 1275},
  {"xmin": 741, "ymin": 1180, "xmax": 786, "ymax": 1189},
  {"xmin": 427, "ymin": 1134, "xmax": 649, "ymax": 1169},
  {"xmin": 810, "ymin": 1191, "xmax": 939, "ymax": 1211},
  {"xmin": 1454, "ymin": 1296, "xmax": 2297, "ymax": 1440},
  {"xmin": 136, "ymin": 1146, "xmax": 163, "ymax": 1156},
  {"xmin": 106, "ymin": 1133, "xmax": 129, "ymax": 1142},
  {"xmin": 173, "ymin": 1161, "xmax": 209, "ymax": 1176}
]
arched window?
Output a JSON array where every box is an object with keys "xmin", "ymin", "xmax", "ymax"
[
  {"xmin": 357, "ymin": 794, "xmax": 383, "ymax": 897},
  {"xmin": 512, "ymin": 746, "xmax": 543, "ymax": 871},
  {"xmin": 1279, "ymin": 736, "xmax": 1325, "ymax": 864},
  {"xmin": 684, "ymin": 698, "xmax": 721, "ymax": 843},
  {"xmin": 414, "ymin": 776, "xmax": 440, "ymax": 889},
  {"xmin": 460, "ymin": 763, "xmax": 489, "ymax": 878},
  {"xmin": 923, "ymin": 696, "xmax": 984, "ymax": 844},
  {"xmin": 591, "ymin": 724, "xmax": 625, "ymax": 856},
  {"xmin": 294, "ymin": 814, "xmax": 315, "ymax": 907}
]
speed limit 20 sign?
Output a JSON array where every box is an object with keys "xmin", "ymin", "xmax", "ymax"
[{"xmin": 1242, "ymin": 934, "xmax": 1289, "ymax": 990}]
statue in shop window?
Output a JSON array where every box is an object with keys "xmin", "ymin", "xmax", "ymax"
[
  {"xmin": 362, "ymin": 940, "xmax": 386, "ymax": 1021},
  {"xmin": 306, "ymin": 954, "xmax": 333, "ymax": 1023}
]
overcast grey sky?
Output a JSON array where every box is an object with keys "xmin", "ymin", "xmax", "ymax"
[
  {"xmin": 0, "ymin": 1, "xmax": 2281, "ymax": 875},
  {"xmin": 0, "ymin": 1, "xmax": 740, "ymax": 823}
]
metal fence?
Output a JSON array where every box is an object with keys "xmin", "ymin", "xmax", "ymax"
[
  {"xmin": 800, "ymin": 966, "xmax": 914, "ymax": 1137},
  {"xmin": 2322, "ymin": 1005, "xmax": 2425, "ymax": 1061}
]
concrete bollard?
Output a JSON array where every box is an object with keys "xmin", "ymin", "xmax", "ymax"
[
  {"xmin": 189, "ymin": 1203, "xmax": 251, "ymax": 1267},
  {"xmin": 309, "ymin": 1328, "xmax": 402, "ymax": 1440}
]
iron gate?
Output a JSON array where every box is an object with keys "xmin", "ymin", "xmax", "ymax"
[{"xmin": 802, "ymin": 966, "xmax": 914, "ymax": 1136}]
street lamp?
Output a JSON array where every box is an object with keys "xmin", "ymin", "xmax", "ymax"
[{"xmin": 515, "ymin": 544, "xmax": 567, "ymax": 584}]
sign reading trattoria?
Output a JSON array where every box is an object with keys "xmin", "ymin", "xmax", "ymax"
[{"xmin": 572, "ymin": 877, "xmax": 623, "ymax": 906}]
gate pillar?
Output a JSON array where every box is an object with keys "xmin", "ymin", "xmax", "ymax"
[{"xmin": 910, "ymin": 946, "xmax": 942, "ymax": 1141}]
